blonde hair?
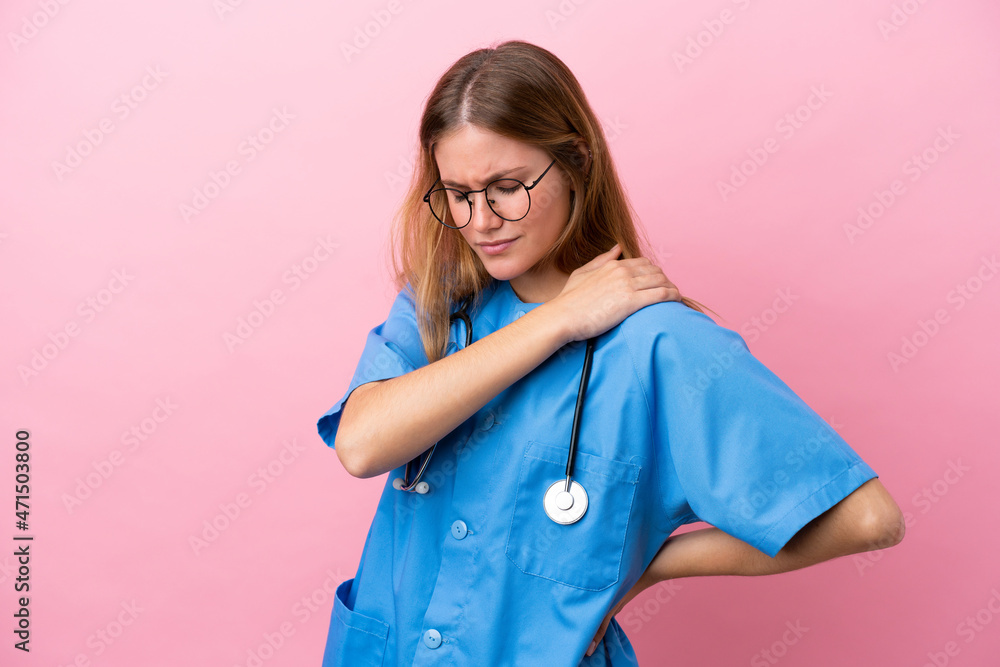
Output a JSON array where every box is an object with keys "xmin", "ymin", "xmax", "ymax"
[{"xmin": 388, "ymin": 39, "xmax": 716, "ymax": 362}]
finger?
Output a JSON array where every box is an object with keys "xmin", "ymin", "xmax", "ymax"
[
  {"xmin": 592, "ymin": 242, "xmax": 621, "ymax": 266},
  {"xmin": 588, "ymin": 617, "xmax": 612, "ymax": 656},
  {"xmin": 574, "ymin": 243, "xmax": 621, "ymax": 277},
  {"xmin": 587, "ymin": 634, "xmax": 601, "ymax": 657},
  {"xmin": 625, "ymin": 269, "xmax": 675, "ymax": 293}
]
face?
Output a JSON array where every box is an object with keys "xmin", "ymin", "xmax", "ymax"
[{"xmin": 433, "ymin": 124, "xmax": 574, "ymax": 294}]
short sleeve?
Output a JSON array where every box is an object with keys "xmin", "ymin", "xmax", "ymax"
[
  {"xmin": 317, "ymin": 283, "xmax": 427, "ymax": 449},
  {"xmin": 625, "ymin": 301, "xmax": 879, "ymax": 558}
]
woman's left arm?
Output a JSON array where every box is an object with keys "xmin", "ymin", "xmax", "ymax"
[{"xmin": 586, "ymin": 478, "xmax": 905, "ymax": 656}]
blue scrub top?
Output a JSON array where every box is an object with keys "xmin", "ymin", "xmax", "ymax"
[{"xmin": 316, "ymin": 279, "xmax": 878, "ymax": 667}]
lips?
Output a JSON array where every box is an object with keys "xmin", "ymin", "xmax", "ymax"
[
  {"xmin": 479, "ymin": 238, "xmax": 517, "ymax": 247},
  {"xmin": 479, "ymin": 238, "xmax": 517, "ymax": 255}
]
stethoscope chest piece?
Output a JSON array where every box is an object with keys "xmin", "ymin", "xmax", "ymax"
[
  {"xmin": 543, "ymin": 479, "xmax": 588, "ymax": 524},
  {"xmin": 393, "ymin": 477, "xmax": 429, "ymax": 494}
]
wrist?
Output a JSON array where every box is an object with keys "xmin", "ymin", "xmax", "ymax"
[{"xmin": 525, "ymin": 301, "xmax": 573, "ymax": 349}]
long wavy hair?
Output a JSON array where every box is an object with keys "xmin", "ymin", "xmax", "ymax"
[{"xmin": 388, "ymin": 40, "xmax": 716, "ymax": 363}]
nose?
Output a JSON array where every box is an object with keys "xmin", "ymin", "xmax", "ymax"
[{"xmin": 467, "ymin": 191, "xmax": 503, "ymax": 231}]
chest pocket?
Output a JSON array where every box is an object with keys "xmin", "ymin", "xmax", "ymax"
[{"xmin": 505, "ymin": 440, "xmax": 641, "ymax": 591}]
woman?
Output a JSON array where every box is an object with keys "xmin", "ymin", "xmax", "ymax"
[{"xmin": 317, "ymin": 40, "xmax": 904, "ymax": 666}]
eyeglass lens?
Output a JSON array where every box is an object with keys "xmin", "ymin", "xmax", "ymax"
[{"xmin": 427, "ymin": 179, "xmax": 529, "ymax": 227}]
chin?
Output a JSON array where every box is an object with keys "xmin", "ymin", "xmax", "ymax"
[{"xmin": 479, "ymin": 259, "xmax": 526, "ymax": 283}]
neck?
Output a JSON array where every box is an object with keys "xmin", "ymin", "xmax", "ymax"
[{"xmin": 509, "ymin": 268, "xmax": 571, "ymax": 305}]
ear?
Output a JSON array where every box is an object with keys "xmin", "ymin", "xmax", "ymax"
[{"xmin": 572, "ymin": 138, "xmax": 592, "ymax": 177}]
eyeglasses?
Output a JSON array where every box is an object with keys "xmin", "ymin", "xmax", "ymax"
[{"xmin": 423, "ymin": 159, "xmax": 557, "ymax": 229}]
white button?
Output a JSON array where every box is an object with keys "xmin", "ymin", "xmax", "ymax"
[
  {"xmin": 423, "ymin": 628, "xmax": 442, "ymax": 648},
  {"xmin": 451, "ymin": 520, "xmax": 468, "ymax": 540}
]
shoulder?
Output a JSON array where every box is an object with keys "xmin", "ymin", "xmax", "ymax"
[
  {"xmin": 398, "ymin": 281, "xmax": 417, "ymax": 304},
  {"xmin": 619, "ymin": 300, "xmax": 748, "ymax": 361},
  {"xmin": 376, "ymin": 282, "xmax": 421, "ymax": 344},
  {"xmin": 385, "ymin": 281, "xmax": 418, "ymax": 317}
]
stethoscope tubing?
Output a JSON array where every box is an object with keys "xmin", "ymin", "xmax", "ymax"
[{"xmin": 564, "ymin": 336, "xmax": 595, "ymax": 491}]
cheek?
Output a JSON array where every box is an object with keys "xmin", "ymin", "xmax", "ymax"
[
  {"xmin": 530, "ymin": 193, "xmax": 570, "ymax": 237},
  {"xmin": 457, "ymin": 228, "xmax": 476, "ymax": 246}
]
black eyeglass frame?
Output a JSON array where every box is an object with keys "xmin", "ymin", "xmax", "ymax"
[{"xmin": 423, "ymin": 158, "xmax": 558, "ymax": 229}]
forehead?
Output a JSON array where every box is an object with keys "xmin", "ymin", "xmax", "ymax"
[{"xmin": 434, "ymin": 125, "xmax": 539, "ymax": 186}]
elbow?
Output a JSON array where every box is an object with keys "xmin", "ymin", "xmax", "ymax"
[
  {"xmin": 882, "ymin": 507, "xmax": 907, "ymax": 547},
  {"xmin": 332, "ymin": 383, "xmax": 387, "ymax": 479},
  {"xmin": 859, "ymin": 503, "xmax": 906, "ymax": 552},
  {"xmin": 334, "ymin": 435, "xmax": 377, "ymax": 479},
  {"xmin": 844, "ymin": 478, "xmax": 906, "ymax": 553}
]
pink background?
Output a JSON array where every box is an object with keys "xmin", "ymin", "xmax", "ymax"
[{"xmin": 2, "ymin": 1, "xmax": 998, "ymax": 665}]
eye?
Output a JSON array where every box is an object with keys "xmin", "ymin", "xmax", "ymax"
[{"xmin": 494, "ymin": 184, "xmax": 522, "ymax": 195}]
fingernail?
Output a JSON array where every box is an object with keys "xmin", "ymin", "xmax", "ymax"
[{"xmin": 587, "ymin": 641, "xmax": 596, "ymax": 656}]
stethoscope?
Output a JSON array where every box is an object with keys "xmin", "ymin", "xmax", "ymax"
[{"xmin": 392, "ymin": 295, "xmax": 597, "ymax": 525}]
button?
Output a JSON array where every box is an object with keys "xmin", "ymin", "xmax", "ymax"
[
  {"xmin": 481, "ymin": 411, "xmax": 495, "ymax": 430},
  {"xmin": 423, "ymin": 629, "xmax": 442, "ymax": 649},
  {"xmin": 451, "ymin": 520, "xmax": 468, "ymax": 540},
  {"xmin": 515, "ymin": 309, "xmax": 526, "ymax": 319}
]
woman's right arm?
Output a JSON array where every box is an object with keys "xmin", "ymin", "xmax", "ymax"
[{"xmin": 334, "ymin": 243, "xmax": 679, "ymax": 478}]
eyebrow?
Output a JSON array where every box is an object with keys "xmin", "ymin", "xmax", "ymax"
[{"xmin": 441, "ymin": 166, "xmax": 526, "ymax": 189}]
